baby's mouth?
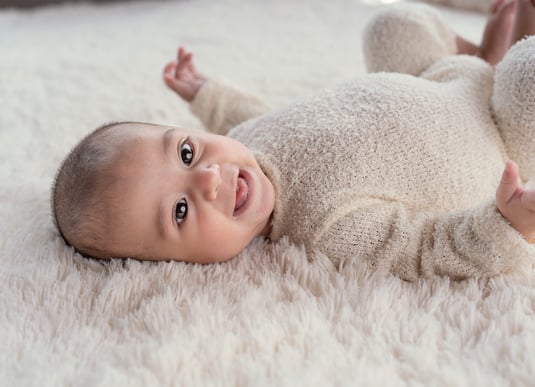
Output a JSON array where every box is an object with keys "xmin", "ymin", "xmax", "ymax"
[{"xmin": 234, "ymin": 171, "xmax": 249, "ymax": 214}]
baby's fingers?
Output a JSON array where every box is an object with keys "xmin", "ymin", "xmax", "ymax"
[
  {"xmin": 496, "ymin": 160, "xmax": 520, "ymax": 205},
  {"xmin": 519, "ymin": 188, "xmax": 535, "ymax": 243},
  {"xmin": 163, "ymin": 61, "xmax": 177, "ymax": 77},
  {"xmin": 163, "ymin": 61, "xmax": 177, "ymax": 76},
  {"xmin": 177, "ymin": 47, "xmax": 193, "ymax": 65},
  {"xmin": 163, "ymin": 61, "xmax": 180, "ymax": 90},
  {"xmin": 520, "ymin": 187, "xmax": 535, "ymax": 210},
  {"xmin": 178, "ymin": 46, "xmax": 188, "ymax": 60}
]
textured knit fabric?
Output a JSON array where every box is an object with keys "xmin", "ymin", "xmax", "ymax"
[{"xmin": 190, "ymin": 3, "xmax": 535, "ymax": 280}]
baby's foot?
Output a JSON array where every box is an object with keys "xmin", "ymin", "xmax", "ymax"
[
  {"xmin": 478, "ymin": 0, "xmax": 516, "ymax": 65},
  {"xmin": 512, "ymin": 0, "xmax": 535, "ymax": 44}
]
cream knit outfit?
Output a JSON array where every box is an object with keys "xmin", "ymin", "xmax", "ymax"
[{"xmin": 190, "ymin": 4, "xmax": 535, "ymax": 280}]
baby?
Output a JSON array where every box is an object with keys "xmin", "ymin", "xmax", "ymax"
[{"xmin": 52, "ymin": 0, "xmax": 535, "ymax": 280}]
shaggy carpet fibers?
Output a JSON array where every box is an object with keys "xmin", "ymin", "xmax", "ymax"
[{"xmin": 1, "ymin": 0, "xmax": 535, "ymax": 385}]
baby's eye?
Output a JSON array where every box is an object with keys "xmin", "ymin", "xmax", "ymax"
[
  {"xmin": 175, "ymin": 198, "xmax": 188, "ymax": 225},
  {"xmin": 180, "ymin": 139, "xmax": 194, "ymax": 166}
]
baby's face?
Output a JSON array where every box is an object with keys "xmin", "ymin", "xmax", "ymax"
[{"xmin": 102, "ymin": 123, "xmax": 275, "ymax": 263}]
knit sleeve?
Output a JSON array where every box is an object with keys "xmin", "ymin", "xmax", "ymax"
[
  {"xmin": 189, "ymin": 79, "xmax": 270, "ymax": 135},
  {"xmin": 319, "ymin": 198, "xmax": 533, "ymax": 281},
  {"xmin": 362, "ymin": 3, "xmax": 457, "ymax": 76}
]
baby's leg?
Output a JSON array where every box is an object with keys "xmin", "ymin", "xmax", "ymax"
[
  {"xmin": 362, "ymin": 3, "xmax": 457, "ymax": 75},
  {"xmin": 462, "ymin": 0, "xmax": 516, "ymax": 65},
  {"xmin": 492, "ymin": 35, "xmax": 535, "ymax": 181}
]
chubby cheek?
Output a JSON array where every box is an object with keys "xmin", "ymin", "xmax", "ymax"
[
  {"xmin": 226, "ymin": 139, "xmax": 256, "ymax": 165},
  {"xmin": 195, "ymin": 216, "xmax": 254, "ymax": 262}
]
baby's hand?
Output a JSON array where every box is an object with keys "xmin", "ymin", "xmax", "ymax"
[
  {"xmin": 496, "ymin": 160, "xmax": 535, "ymax": 242},
  {"xmin": 163, "ymin": 47, "xmax": 207, "ymax": 102}
]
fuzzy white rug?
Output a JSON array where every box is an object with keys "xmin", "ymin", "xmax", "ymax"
[{"xmin": 2, "ymin": 0, "xmax": 535, "ymax": 385}]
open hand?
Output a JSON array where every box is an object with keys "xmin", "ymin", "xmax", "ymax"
[
  {"xmin": 163, "ymin": 47, "xmax": 207, "ymax": 102},
  {"xmin": 496, "ymin": 160, "xmax": 535, "ymax": 242}
]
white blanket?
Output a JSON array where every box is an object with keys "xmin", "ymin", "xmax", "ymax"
[{"xmin": 2, "ymin": 0, "xmax": 534, "ymax": 385}]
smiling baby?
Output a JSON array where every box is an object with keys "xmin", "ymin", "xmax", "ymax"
[{"xmin": 52, "ymin": 1, "xmax": 535, "ymax": 280}]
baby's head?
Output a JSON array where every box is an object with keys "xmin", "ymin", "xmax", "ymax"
[{"xmin": 52, "ymin": 122, "xmax": 275, "ymax": 263}]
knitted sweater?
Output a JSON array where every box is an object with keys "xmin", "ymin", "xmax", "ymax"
[{"xmin": 190, "ymin": 4, "xmax": 534, "ymax": 280}]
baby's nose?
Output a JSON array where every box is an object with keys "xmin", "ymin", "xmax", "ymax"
[{"xmin": 196, "ymin": 164, "xmax": 221, "ymax": 201}]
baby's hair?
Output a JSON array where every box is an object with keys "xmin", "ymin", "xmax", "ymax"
[{"xmin": 51, "ymin": 121, "xmax": 130, "ymax": 258}]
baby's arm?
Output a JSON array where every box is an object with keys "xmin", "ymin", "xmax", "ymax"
[
  {"xmin": 319, "ymin": 180, "xmax": 534, "ymax": 281},
  {"xmin": 496, "ymin": 160, "xmax": 535, "ymax": 242},
  {"xmin": 163, "ymin": 47, "xmax": 269, "ymax": 135}
]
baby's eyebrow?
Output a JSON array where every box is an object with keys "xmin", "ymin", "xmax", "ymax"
[{"xmin": 162, "ymin": 128, "xmax": 175, "ymax": 159}]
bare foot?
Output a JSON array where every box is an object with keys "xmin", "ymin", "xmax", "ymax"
[
  {"xmin": 478, "ymin": 0, "xmax": 516, "ymax": 65},
  {"xmin": 455, "ymin": 0, "xmax": 515, "ymax": 64},
  {"xmin": 511, "ymin": 0, "xmax": 535, "ymax": 45}
]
